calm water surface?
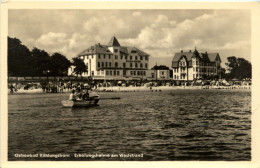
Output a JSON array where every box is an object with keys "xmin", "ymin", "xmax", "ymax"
[{"xmin": 8, "ymin": 89, "xmax": 251, "ymax": 161}]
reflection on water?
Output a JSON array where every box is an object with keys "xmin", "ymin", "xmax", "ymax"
[{"xmin": 8, "ymin": 90, "xmax": 251, "ymax": 161}]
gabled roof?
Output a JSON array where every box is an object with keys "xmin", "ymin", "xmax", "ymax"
[
  {"xmin": 208, "ymin": 53, "xmax": 219, "ymax": 62},
  {"xmin": 108, "ymin": 36, "xmax": 121, "ymax": 46},
  {"xmin": 172, "ymin": 52, "xmax": 195, "ymax": 62}
]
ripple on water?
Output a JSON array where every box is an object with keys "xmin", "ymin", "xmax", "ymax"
[{"xmin": 8, "ymin": 90, "xmax": 251, "ymax": 161}]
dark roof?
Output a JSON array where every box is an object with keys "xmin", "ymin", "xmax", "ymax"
[
  {"xmin": 172, "ymin": 52, "xmax": 195, "ymax": 62},
  {"xmin": 78, "ymin": 36, "xmax": 149, "ymax": 57},
  {"xmin": 172, "ymin": 50, "xmax": 221, "ymax": 68},
  {"xmin": 108, "ymin": 36, "xmax": 121, "ymax": 46},
  {"xmin": 200, "ymin": 53, "xmax": 210, "ymax": 62},
  {"xmin": 151, "ymin": 65, "xmax": 169, "ymax": 70},
  {"xmin": 78, "ymin": 44, "xmax": 112, "ymax": 56}
]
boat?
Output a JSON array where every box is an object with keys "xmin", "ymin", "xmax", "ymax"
[{"xmin": 61, "ymin": 95, "xmax": 100, "ymax": 107}]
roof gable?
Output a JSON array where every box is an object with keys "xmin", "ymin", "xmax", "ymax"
[{"xmin": 108, "ymin": 36, "xmax": 121, "ymax": 46}]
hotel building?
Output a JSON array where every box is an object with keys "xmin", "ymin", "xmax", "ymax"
[
  {"xmin": 72, "ymin": 36, "xmax": 151, "ymax": 80},
  {"xmin": 172, "ymin": 48, "xmax": 222, "ymax": 81}
]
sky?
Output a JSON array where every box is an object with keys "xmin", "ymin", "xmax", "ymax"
[{"xmin": 8, "ymin": 9, "xmax": 251, "ymax": 68}]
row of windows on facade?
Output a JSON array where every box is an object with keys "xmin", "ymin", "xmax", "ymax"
[
  {"xmin": 97, "ymin": 62, "xmax": 148, "ymax": 68},
  {"xmin": 83, "ymin": 54, "xmax": 148, "ymax": 61},
  {"xmin": 174, "ymin": 74, "xmax": 204, "ymax": 79},
  {"xmin": 173, "ymin": 67, "xmax": 217, "ymax": 73},
  {"xmin": 179, "ymin": 61, "xmax": 218, "ymax": 66},
  {"xmin": 97, "ymin": 70, "xmax": 147, "ymax": 76}
]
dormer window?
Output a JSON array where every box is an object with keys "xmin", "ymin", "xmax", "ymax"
[{"xmin": 114, "ymin": 49, "xmax": 118, "ymax": 53}]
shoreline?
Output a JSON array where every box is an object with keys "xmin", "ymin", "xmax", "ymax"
[{"xmin": 8, "ymin": 85, "xmax": 251, "ymax": 94}]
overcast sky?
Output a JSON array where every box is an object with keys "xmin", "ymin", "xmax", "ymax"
[{"xmin": 8, "ymin": 9, "xmax": 251, "ymax": 68}]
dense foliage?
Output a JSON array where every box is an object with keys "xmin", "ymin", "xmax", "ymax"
[
  {"xmin": 72, "ymin": 57, "xmax": 87, "ymax": 76},
  {"xmin": 8, "ymin": 37, "xmax": 71, "ymax": 76},
  {"xmin": 225, "ymin": 56, "xmax": 251, "ymax": 80}
]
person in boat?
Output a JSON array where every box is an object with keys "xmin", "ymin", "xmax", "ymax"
[
  {"xmin": 69, "ymin": 90, "xmax": 76, "ymax": 101},
  {"xmin": 75, "ymin": 89, "xmax": 83, "ymax": 101},
  {"xmin": 82, "ymin": 89, "xmax": 90, "ymax": 101}
]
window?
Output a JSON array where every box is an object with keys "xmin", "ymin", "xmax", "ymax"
[
  {"xmin": 140, "ymin": 63, "xmax": 143, "ymax": 68},
  {"xmin": 125, "ymin": 55, "xmax": 128, "ymax": 59},
  {"xmin": 174, "ymin": 75, "xmax": 176, "ymax": 79},
  {"xmin": 130, "ymin": 71, "xmax": 133, "ymax": 75},
  {"xmin": 98, "ymin": 62, "xmax": 100, "ymax": 67},
  {"xmin": 193, "ymin": 74, "xmax": 195, "ymax": 78},
  {"xmin": 115, "ymin": 62, "xmax": 118, "ymax": 68},
  {"xmin": 92, "ymin": 55, "xmax": 94, "ymax": 59},
  {"xmin": 135, "ymin": 56, "xmax": 138, "ymax": 60},
  {"xmin": 106, "ymin": 71, "xmax": 109, "ymax": 75},
  {"xmin": 117, "ymin": 71, "xmax": 119, "ymax": 75},
  {"xmin": 140, "ymin": 56, "xmax": 143, "ymax": 60},
  {"xmin": 130, "ymin": 63, "xmax": 132, "ymax": 68},
  {"xmin": 135, "ymin": 63, "xmax": 138, "ymax": 68},
  {"xmin": 104, "ymin": 55, "xmax": 106, "ymax": 59},
  {"xmin": 131, "ymin": 50, "xmax": 137, "ymax": 53},
  {"xmin": 145, "ymin": 63, "xmax": 148, "ymax": 68},
  {"xmin": 97, "ymin": 71, "xmax": 100, "ymax": 75},
  {"xmin": 110, "ymin": 71, "xmax": 112, "ymax": 75},
  {"xmin": 144, "ymin": 71, "xmax": 146, "ymax": 76},
  {"xmin": 123, "ymin": 63, "xmax": 126, "ymax": 68},
  {"xmin": 98, "ymin": 54, "xmax": 101, "ymax": 59},
  {"xmin": 102, "ymin": 62, "xmax": 104, "ymax": 67},
  {"xmin": 162, "ymin": 72, "xmax": 164, "ymax": 75},
  {"xmin": 145, "ymin": 56, "xmax": 148, "ymax": 60},
  {"xmin": 115, "ymin": 55, "xmax": 118, "ymax": 59},
  {"xmin": 120, "ymin": 55, "xmax": 123, "ymax": 59},
  {"xmin": 130, "ymin": 56, "xmax": 132, "ymax": 60},
  {"xmin": 133, "ymin": 71, "xmax": 136, "ymax": 75},
  {"xmin": 193, "ymin": 67, "xmax": 195, "ymax": 71},
  {"xmin": 109, "ymin": 55, "xmax": 111, "ymax": 59},
  {"xmin": 92, "ymin": 71, "xmax": 94, "ymax": 76},
  {"xmin": 114, "ymin": 49, "xmax": 118, "ymax": 53},
  {"xmin": 137, "ymin": 71, "xmax": 140, "ymax": 76},
  {"xmin": 105, "ymin": 62, "xmax": 108, "ymax": 67}
]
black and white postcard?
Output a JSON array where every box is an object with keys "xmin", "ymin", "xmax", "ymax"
[{"xmin": 1, "ymin": 1, "xmax": 260, "ymax": 168}]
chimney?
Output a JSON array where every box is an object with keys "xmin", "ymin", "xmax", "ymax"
[
  {"xmin": 205, "ymin": 51, "xmax": 207, "ymax": 54},
  {"xmin": 181, "ymin": 50, "xmax": 183, "ymax": 53},
  {"xmin": 189, "ymin": 50, "xmax": 192, "ymax": 53}
]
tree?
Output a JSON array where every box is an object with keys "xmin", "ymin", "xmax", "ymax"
[
  {"xmin": 72, "ymin": 57, "xmax": 87, "ymax": 76},
  {"xmin": 225, "ymin": 56, "xmax": 251, "ymax": 80},
  {"xmin": 31, "ymin": 47, "xmax": 51, "ymax": 76},
  {"xmin": 8, "ymin": 37, "xmax": 34, "ymax": 76},
  {"xmin": 49, "ymin": 53, "xmax": 71, "ymax": 76}
]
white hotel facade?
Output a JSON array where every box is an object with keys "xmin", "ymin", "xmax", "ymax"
[{"xmin": 69, "ymin": 36, "xmax": 171, "ymax": 80}]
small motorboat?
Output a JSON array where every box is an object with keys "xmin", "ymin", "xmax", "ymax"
[{"xmin": 61, "ymin": 96, "xmax": 100, "ymax": 107}]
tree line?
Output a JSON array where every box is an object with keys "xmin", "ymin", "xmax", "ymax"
[
  {"xmin": 8, "ymin": 36, "xmax": 251, "ymax": 80},
  {"xmin": 225, "ymin": 56, "xmax": 252, "ymax": 80},
  {"xmin": 8, "ymin": 36, "xmax": 86, "ymax": 77}
]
